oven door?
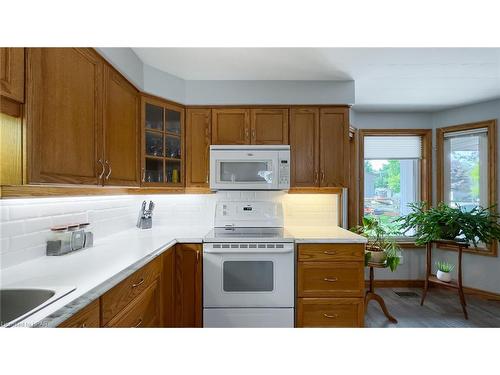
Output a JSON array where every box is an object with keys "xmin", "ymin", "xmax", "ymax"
[
  {"xmin": 209, "ymin": 150, "xmax": 279, "ymax": 190},
  {"xmin": 203, "ymin": 243, "xmax": 294, "ymax": 308}
]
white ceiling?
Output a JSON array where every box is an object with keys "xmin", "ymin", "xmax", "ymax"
[{"xmin": 132, "ymin": 48, "xmax": 500, "ymax": 112}]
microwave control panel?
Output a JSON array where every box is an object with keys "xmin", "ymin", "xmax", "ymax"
[{"xmin": 278, "ymin": 150, "xmax": 290, "ymax": 188}]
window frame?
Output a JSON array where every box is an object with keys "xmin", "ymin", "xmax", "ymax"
[
  {"xmin": 358, "ymin": 129, "xmax": 433, "ymax": 247},
  {"xmin": 436, "ymin": 119, "xmax": 498, "ymax": 257}
]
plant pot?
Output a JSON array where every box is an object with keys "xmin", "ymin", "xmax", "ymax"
[
  {"xmin": 436, "ymin": 270, "xmax": 452, "ymax": 283},
  {"xmin": 365, "ymin": 248, "xmax": 386, "ymax": 264}
]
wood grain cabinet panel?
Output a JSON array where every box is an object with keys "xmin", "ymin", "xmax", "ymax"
[
  {"xmin": 106, "ymin": 280, "xmax": 160, "ymax": 328},
  {"xmin": 297, "ymin": 298, "xmax": 364, "ymax": 328},
  {"xmin": 161, "ymin": 247, "xmax": 176, "ymax": 327},
  {"xmin": 58, "ymin": 300, "xmax": 100, "ymax": 328},
  {"xmin": 211, "ymin": 108, "xmax": 250, "ymax": 145},
  {"xmin": 319, "ymin": 107, "xmax": 349, "ymax": 187},
  {"xmin": 103, "ymin": 66, "xmax": 140, "ymax": 186},
  {"xmin": 298, "ymin": 262, "xmax": 365, "ymax": 298},
  {"xmin": 174, "ymin": 243, "xmax": 202, "ymax": 327},
  {"xmin": 0, "ymin": 47, "xmax": 24, "ymax": 103},
  {"xmin": 186, "ymin": 108, "xmax": 211, "ymax": 187},
  {"xmin": 290, "ymin": 108, "xmax": 320, "ymax": 187},
  {"xmin": 298, "ymin": 243, "xmax": 365, "ymax": 262},
  {"xmin": 250, "ymin": 108, "xmax": 288, "ymax": 144},
  {"xmin": 101, "ymin": 256, "xmax": 161, "ymax": 325},
  {"xmin": 26, "ymin": 48, "xmax": 103, "ymax": 185}
]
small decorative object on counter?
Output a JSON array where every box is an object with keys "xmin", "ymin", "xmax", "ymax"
[
  {"xmin": 436, "ymin": 261, "xmax": 455, "ymax": 283},
  {"xmin": 137, "ymin": 200, "xmax": 155, "ymax": 229},
  {"xmin": 46, "ymin": 222, "xmax": 94, "ymax": 256},
  {"xmin": 172, "ymin": 169, "xmax": 179, "ymax": 183}
]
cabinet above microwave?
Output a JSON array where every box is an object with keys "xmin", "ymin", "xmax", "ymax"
[{"xmin": 209, "ymin": 145, "xmax": 290, "ymax": 191}]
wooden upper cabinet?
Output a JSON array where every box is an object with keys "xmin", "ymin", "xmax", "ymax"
[
  {"xmin": 27, "ymin": 48, "xmax": 103, "ymax": 185},
  {"xmin": 0, "ymin": 48, "xmax": 24, "ymax": 103},
  {"xmin": 250, "ymin": 108, "xmax": 289, "ymax": 144},
  {"xmin": 103, "ymin": 66, "xmax": 140, "ymax": 186},
  {"xmin": 290, "ymin": 108, "xmax": 320, "ymax": 187},
  {"xmin": 319, "ymin": 107, "xmax": 349, "ymax": 187},
  {"xmin": 211, "ymin": 108, "xmax": 250, "ymax": 144},
  {"xmin": 186, "ymin": 108, "xmax": 211, "ymax": 187}
]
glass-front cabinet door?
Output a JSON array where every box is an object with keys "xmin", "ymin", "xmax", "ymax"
[{"xmin": 142, "ymin": 97, "xmax": 184, "ymax": 186}]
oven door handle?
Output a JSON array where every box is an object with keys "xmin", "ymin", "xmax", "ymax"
[{"xmin": 203, "ymin": 248, "xmax": 293, "ymax": 254}]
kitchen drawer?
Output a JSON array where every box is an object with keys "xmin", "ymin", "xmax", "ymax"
[
  {"xmin": 296, "ymin": 298, "xmax": 364, "ymax": 327},
  {"xmin": 106, "ymin": 280, "xmax": 160, "ymax": 328},
  {"xmin": 298, "ymin": 243, "xmax": 364, "ymax": 262},
  {"xmin": 298, "ymin": 262, "xmax": 364, "ymax": 298},
  {"xmin": 58, "ymin": 299, "xmax": 100, "ymax": 328},
  {"xmin": 101, "ymin": 256, "xmax": 161, "ymax": 325}
]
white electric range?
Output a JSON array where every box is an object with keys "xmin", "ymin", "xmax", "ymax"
[{"xmin": 203, "ymin": 201, "xmax": 295, "ymax": 327}]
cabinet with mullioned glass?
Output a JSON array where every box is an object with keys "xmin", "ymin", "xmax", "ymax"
[{"xmin": 141, "ymin": 97, "xmax": 184, "ymax": 187}]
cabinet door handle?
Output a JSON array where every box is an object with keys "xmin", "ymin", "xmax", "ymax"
[
  {"xmin": 97, "ymin": 159, "xmax": 105, "ymax": 180},
  {"xmin": 252, "ymin": 129, "xmax": 256, "ymax": 141},
  {"xmin": 132, "ymin": 278, "xmax": 144, "ymax": 288},
  {"xmin": 134, "ymin": 319, "xmax": 143, "ymax": 328},
  {"xmin": 323, "ymin": 250, "xmax": 336, "ymax": 255},
  {"xmin": 321, "ymin": 170, "xmax": 325, "ymax": 182},
  {"xmin": 196, "ymin": 250, "xmax": 200, "ymax": 263},
  {"xmin": 105, "ymin": 160, "xmax": 112, "ymax": 180},
  {"xmin": 323, "ymin": 313, "xmax": 338, "ymax": 319},
  {"xmin": 314, "ymin": 170, "xmax": 319, "ymax": 184},
  {"xmin": 323, "ymin": 277, "xmax": 338, "ymax": 282},
  {"xmin": 80, "ymin": 323, "xmax": 87, "ymax": 328},
  {"xmin": 245, "ymin": 127, "xmax": 249, "ymax": 142}
]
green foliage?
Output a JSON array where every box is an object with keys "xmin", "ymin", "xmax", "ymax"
[
  {"xmin": 470, "ymin": 163, "xmax": 480, "ymax": 198},
  {"xmin": 351, "ymin": 216, "xmax": 402, "ymax": 272},
  {"xmin": 397, "ymin": 202, "xmax": 500, "ymax": 247},
  {"xmin": 436, "ymin": 261, "xmax": 455, "ymax": 273},
  {"xmin": 386, "ymin": 160, "xmax": 401, "ymax": 194}
]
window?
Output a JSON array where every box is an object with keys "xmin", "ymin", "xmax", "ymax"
[
  {"xmin": 359, "ymin": 130, "xmax": 432, "ymax": 241},
  {"xmin": 437, "ymin": 120, "xmax": 497, "ymax": 256}
]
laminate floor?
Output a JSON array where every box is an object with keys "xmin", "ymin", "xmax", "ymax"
[{"xmin": 364, "ymin": 287, "xmax": 500, "ymax": 327}]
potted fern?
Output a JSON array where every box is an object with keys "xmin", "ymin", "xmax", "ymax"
[
  {"xmin": 397, "ymin": 202, "xmax": 500, "ymax": 247},
  {"xmin": 436, "ymin": 261, "xmax": 455, "ymax": 283},
  {"xmin": 351, "ymin": 216, "xmax": 401, "ymax": 271}
]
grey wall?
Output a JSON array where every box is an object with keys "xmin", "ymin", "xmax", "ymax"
[
  {"xmin": 431, "ymin": 99, "xmax": 500, "ymax": 293},
  {"xmin": 143, "ymin": 64, "xmax": 186, "ymax": 103},
  {"xmin": 353, "ymin": 100, "xmax": 500, "ymax": 293},
  {"xmin": 185, "ymin": 80, "xmax": 355, "ymax": 105}
]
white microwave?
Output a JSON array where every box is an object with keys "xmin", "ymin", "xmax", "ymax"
[{"xmin": 209, "ymin": 145, "xmax": 290, "ymax": 190}]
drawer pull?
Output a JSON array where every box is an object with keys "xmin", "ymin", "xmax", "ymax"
[
  {"xmin": 132, "ymin": 278, "xmax": 145, "ymax": 288},
  {"xmin": 323, "ymin": 251, "xmax": 336, "ymax": 255},
  {"xmin": 134, "ymin": 319, "xmax": 143, "ymax": 328},
  {"xmin": 323, "ymin": 313, "xmax": 338, "ymax": 319},
  {"xmin": 323, "ymin": 277, "xmax": 338, "ymax": 282}
]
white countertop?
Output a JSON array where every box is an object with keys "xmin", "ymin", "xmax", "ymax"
[{"xmin": 1, "ymin": 224, "xmax": 365, "ymax": 327}]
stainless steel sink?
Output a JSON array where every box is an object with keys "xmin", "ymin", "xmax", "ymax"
[{"xmin": 1, "ymin": 287, "xmax": 76, "ymax": 327}]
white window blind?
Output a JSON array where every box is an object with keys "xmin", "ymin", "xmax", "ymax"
[{"xmin": 364, "ymin": 136, "xmax": 422, "ymax": 160}]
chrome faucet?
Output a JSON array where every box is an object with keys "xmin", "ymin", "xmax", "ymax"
[{"xmin": 137, "ymin": 200, "xmax": 154, "ymax": 229}]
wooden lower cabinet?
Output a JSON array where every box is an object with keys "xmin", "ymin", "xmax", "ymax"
[
  {"xmin": 106, "ymin": 280, "xmax": 160, "ymax": 328},
  {"xmin": 174, "ymin": 243, "xmax": 203, "ymax": 327},
  {"xmin": 297, "ymin": 298, "xmax": 364, "ymax": 328},
  {"xmin": 58, "ymin": 299, "xmax": 100, "ymax": 328},
  {"xmin": 296, "ymin": 243, "xmax": 365, "ymax": 328}
]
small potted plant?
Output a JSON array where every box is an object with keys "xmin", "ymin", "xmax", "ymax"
[
  {"xmin": 351, "ymin": 216, "xmax": 401, "ymax": 271},
  {"xmin": 397, "ymin": 202, "xmax": 500, "ymax": 247},
  {"xmin": 436, "ymin": 261, "xmax": 455, "ymax": 283}
]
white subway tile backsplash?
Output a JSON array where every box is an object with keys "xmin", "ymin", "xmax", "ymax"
[{"xmin": 0, "ymin": 191, "xmax": 339, "ymax": 269}]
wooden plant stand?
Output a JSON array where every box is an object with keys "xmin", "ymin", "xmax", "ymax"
[
  {"xmin": 420, "ymin": 240, "xmax": 469, "ymax": 319},
  {"xmin": 365, "ymin": 262, "xmax": 398, "ymax": 324}
]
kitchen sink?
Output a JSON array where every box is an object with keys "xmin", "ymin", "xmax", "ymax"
[{"xmin": 0, "ymin": 287, "xmax": 76, "ymax": 327}]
